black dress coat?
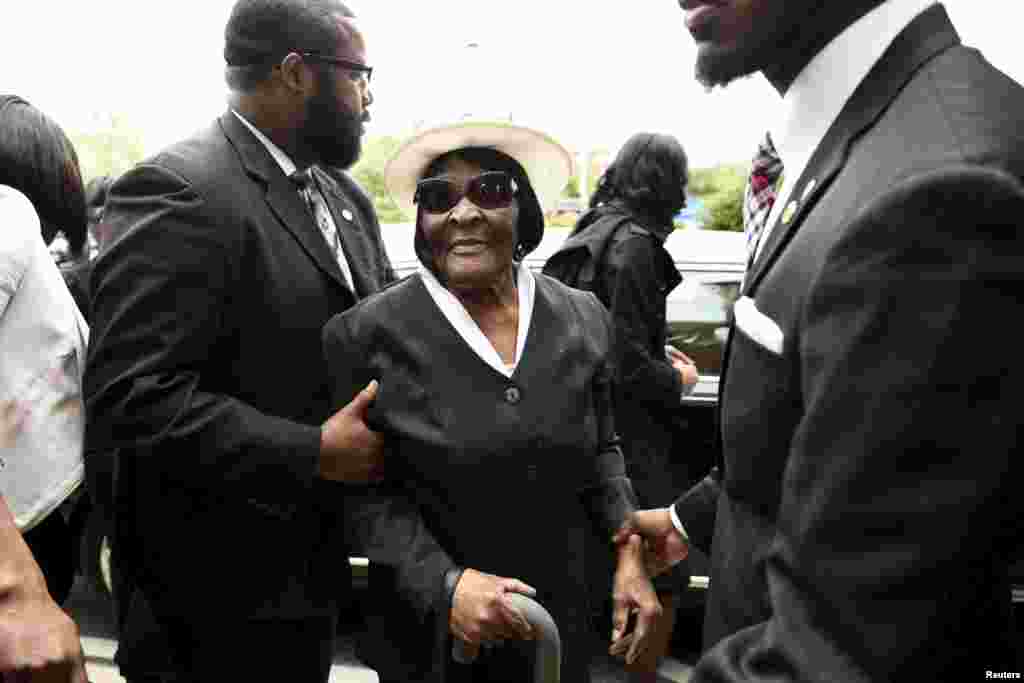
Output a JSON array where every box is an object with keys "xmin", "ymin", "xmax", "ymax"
[
  {"xmin": 581, "ymin": 202, "xmax": 688, "ymax": 509},
  {"xmin": 562, "ymin": 204, "xmax": 692, "ymax": 601},
  {"xmin": 322, "ymin": 272, "xmax": 637, "ymax": 683},
  {"xmin": 672, "ymin": 6, "xmax": 1024, "ymax": 680},
  {"xmin": 84, "ymin": 111, "xmax": 395, "ymax": 628}
]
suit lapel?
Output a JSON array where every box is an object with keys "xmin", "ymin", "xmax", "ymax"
[
  {"xmin": 219, "ymin": 112, "xmax": 351, "ymax": 293},
  {"xmin": 314, "ymin": 166, "xmax": 372, "ymax": 297},
  {"xmin": 743, "ymin": 4, "xmax": 960, "ymax": 297},
  {"xmin": 716, "ymin": 5, "xmax": 961, "ymax": 467}
]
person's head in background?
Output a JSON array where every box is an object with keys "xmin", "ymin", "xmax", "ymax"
[
  {"xmin": 0, "ymin": 95, "xmax": 87, "ymax": 257},
  {"xmin": 223, "ymin": 0, "xmax": 373, "ymax": 170},
  {"xmin": 589, "ymin": 132, "xmax": 689, "ymax": 232},
  {"xmin": 85, "ymin": 175, "xmax": 115, "ymax": 251}
]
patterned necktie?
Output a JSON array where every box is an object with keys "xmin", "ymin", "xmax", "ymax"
[
  {"xmin": 742, "ymin": 133, "xmax": 784, "ymax": 268},
  {"xmin": 291, "ymin": 169, "xmax": 353, "ymax": 290}
]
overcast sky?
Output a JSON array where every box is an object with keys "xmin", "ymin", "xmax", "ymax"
[{"xmin": 3, "ymin": 1, "xmax": 1018, "ymax": 168}]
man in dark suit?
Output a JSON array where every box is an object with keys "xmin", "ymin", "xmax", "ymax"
[
  {"xmin": 615, "ymin": 1, "xmax": 1024, "ymax": 679},
  {"xmin": 84, "ymin": 1, "xmax": 393, "ymax": 681}
]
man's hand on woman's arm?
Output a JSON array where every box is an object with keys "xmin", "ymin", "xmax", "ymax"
[
  {"xmin": 319, "ymin": 380, "xmax": 385, "ymax": 483},
  {"xmin": 613, "ymin": 508, "xmax": 689, "ymax": 577}
]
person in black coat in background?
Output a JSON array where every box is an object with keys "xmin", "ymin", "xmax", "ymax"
[
  {"xmin": 556, "ymin": 132, "xmax": 699, "ymax": 681},
  {"xmin": 322, "ymin": 121, "xmax": 662, "ymax": 683}
]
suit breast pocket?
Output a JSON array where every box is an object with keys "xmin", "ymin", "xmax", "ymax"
[{"xmin": 721, "ymin": 321, "xmax": 801, "ymax": 508}]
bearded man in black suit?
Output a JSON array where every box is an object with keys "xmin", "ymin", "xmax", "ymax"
[
  {"xmin": 615, "ymin": 1, "xmax": 1024, "ymax": 680},
  {"xmin": 84, "ymin": 1, "xmax": 394, "ymax": 681}
]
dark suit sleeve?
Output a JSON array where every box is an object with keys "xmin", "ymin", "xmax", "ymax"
[
  {"xmin": 576, "ymin": 293, "xmax": 638, "ymax": 540},
  {"xmin": 603, "ymin": 233, "xmax": 683, "ymax": 413},
  {"xmin": 672, "ymin": 468, "xmax": 721, "ymax": 554},
  {"xmin": 84, "ymin": 163, "xmax": 321, "ymax": 497},
  {"xmin": 322, "ymin": 312, "xmax": 457, "ymax": 624},
  {"xmin": 693, "ymin": 166, "xmax": 1024, "ymax": 681}
]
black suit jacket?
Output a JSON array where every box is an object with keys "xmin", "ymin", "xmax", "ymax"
[
  {"xmin": 84, "ymin": 111, "xmax": 395, "ymax": 619},
  {"xmin": 674, "ymin": 6, "xmax": 1024, "ymax": 680}
]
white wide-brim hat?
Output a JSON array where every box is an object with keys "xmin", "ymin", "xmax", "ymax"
[{"xmin": 385, "ymin": 120, "xmax": 574, "ymax": 220}]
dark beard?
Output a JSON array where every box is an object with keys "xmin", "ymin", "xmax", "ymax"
[
  {"xmin": 693, "ymin": 0, "xmax": 879, "ymax": 90},
  {"xmin": 693, "ymin": 14, "xmax": 782, "ymax": 89},
  {"xmin": 302, "ymin": 69, "xmax": 363, "ymax": 170},
  {"xmin": 694, "ymin": 43, "xmax": 766, "ymax": 89}
]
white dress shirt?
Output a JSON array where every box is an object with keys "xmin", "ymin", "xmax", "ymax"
[
  {"xmin": 0, "ymin": 186, "xmax": 87, "ymax": 531},
  {"xmin": 417, "ymin": 262, "xmax": 535, "ymax": 378},
  {"xmin": 753, "ymin": 0, "xmax": 937, "ymax": 262},
  {"xmin": 672, "ymin": 0, "xmax": 937, "ymax": 539},
  {"xmin": 231, "ymin": 110, "xmax": 355, "ymax": 288}
]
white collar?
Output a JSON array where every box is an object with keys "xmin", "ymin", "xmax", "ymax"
[
  {"xmin": 231, "ymin": 109, "xmax": 298, "ymax": 178},
  {"xmin": 771, "ymin": 0, "xmax": 936, "ymax": 185},
  {"xmin": 417, "ymin": 262, "xmax": 536, "ymax": 378}
]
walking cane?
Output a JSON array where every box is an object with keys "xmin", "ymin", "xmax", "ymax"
[{"xmin": 452, "ymin": 593, "xmax": 561, "ymax": 683}]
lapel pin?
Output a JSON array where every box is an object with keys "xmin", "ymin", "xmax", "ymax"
[
  {"xmin": 341, "ymin": 209, "xmax": 354, "ymax": 222},
  {"xmin": 781, "ymin": 200, "xmax": 798, "ymax": 225},
  {"xmin": 801, "ymin": 179, "xmax": 817, "ymax": 201}
]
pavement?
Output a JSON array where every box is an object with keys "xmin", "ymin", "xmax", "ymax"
[{"xmin": 66, "ymin": 575, "xmax": 694, "ymax": 683}]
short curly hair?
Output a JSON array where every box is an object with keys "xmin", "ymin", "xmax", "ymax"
[{"xmin": 223, "ymin": 0, "xmax": 355, "ymax": 92}]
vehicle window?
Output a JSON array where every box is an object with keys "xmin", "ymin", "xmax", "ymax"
[{"xmin": 667, "ymin": 279, "xmax": 740, "ymax": 376}]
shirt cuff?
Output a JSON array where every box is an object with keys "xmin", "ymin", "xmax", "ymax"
[{"xmin": 668, "ymin": 505, "xmax": 689, "ymax": 541}]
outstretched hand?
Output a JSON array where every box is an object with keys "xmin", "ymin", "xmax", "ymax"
[
  {"xmin": 613, "ymin": 508, "xmax": 689, "ymax": 577},
  {"xmin": 450, "ymin": 568, "xmax": 536, "ymax": 660}
]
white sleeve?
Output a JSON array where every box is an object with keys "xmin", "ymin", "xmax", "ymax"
[
  {"xmin": 668, "ymin": 505, "xmax": 689, "ymax": 541},
  {"xmin": 0, "ymin": 186, "xmax": 38, "ymax": 319}
]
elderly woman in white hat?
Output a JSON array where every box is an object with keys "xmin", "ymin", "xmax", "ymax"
[{"xmin": 322, "ymin": 121, "xmax": 662, "ymax": 683}]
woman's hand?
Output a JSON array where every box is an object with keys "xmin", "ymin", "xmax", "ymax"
[
  {"xmin": 666, "ymin": 345, "xmax": 699, "ymax": 392},
  {"xmin": 609, "ymin": 534, "xmax": 663, "ymax": 665},
  {"xmin": 449, "ymin": 568, "xmax": 536, "ymax": 658}
]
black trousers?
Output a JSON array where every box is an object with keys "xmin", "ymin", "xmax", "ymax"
[
  {"xmin": 117, "ymin": 584, "xmax": 337, "ymax": 683},
  {"xmin": 22, "ymin": 510, "xmax": 75, "ymax": 605}
]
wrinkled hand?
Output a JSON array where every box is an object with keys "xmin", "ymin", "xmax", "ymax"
[
  {"xmin": 608, "ymin": 534, "xmax": 662, "ymax": 665},
  {"xmin": 450, "ymin": 569, "xmax": 536, "ymax": 660},
  {"xmin": 0, "ymin": 574, "xmax": 88, "ymax": 682},
  {"xmin": 319, "ymin": 380, "xmax": 385, "ymax": 483},
  {"xmin": 666, "ymin": 346, "xmax": 699, "ymax": 391},
  {"xmin": 613, "ymin": 508, "xmax": 689, "ymax": 577}
]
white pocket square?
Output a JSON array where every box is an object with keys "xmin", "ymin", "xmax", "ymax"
[{"xmin": 733, "ymin": 296, "xmax": 784, "ymax": 355}]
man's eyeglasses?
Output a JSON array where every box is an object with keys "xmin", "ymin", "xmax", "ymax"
[
  {"xmin": 414, "ymin": 171, "xmax": 519, "ymax": 214},
  {"xmin": 298, "ymin": 52, "xmax": 373, "ymax": 83}
]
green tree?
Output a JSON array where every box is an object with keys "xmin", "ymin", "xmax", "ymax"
[
  {"xmin": 69, "ymin": 114, "xmax": 147, "ymax": 183},
  {"xmin": 350, "ymin": 134, "xmax": 406, "ymax": 223},
  {"xmin": 703, "ymin": 185, "xmax": 745, "ymax": 231},
  {"xmin": 563, "ymin": 175, "xmax": 581, "ymax": 198},
  {"xmin": 688, "ymin": 162, "xmax": 747, "ymax": 232}
]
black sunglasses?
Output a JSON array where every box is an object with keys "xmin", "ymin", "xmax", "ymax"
[
  {"xmin": 414, "ymin": 171, "xmax": 519, "ymax": 214},
  {"xmin": 298, "ymin": 52, "xmax": 373, "ymax": 82}
]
